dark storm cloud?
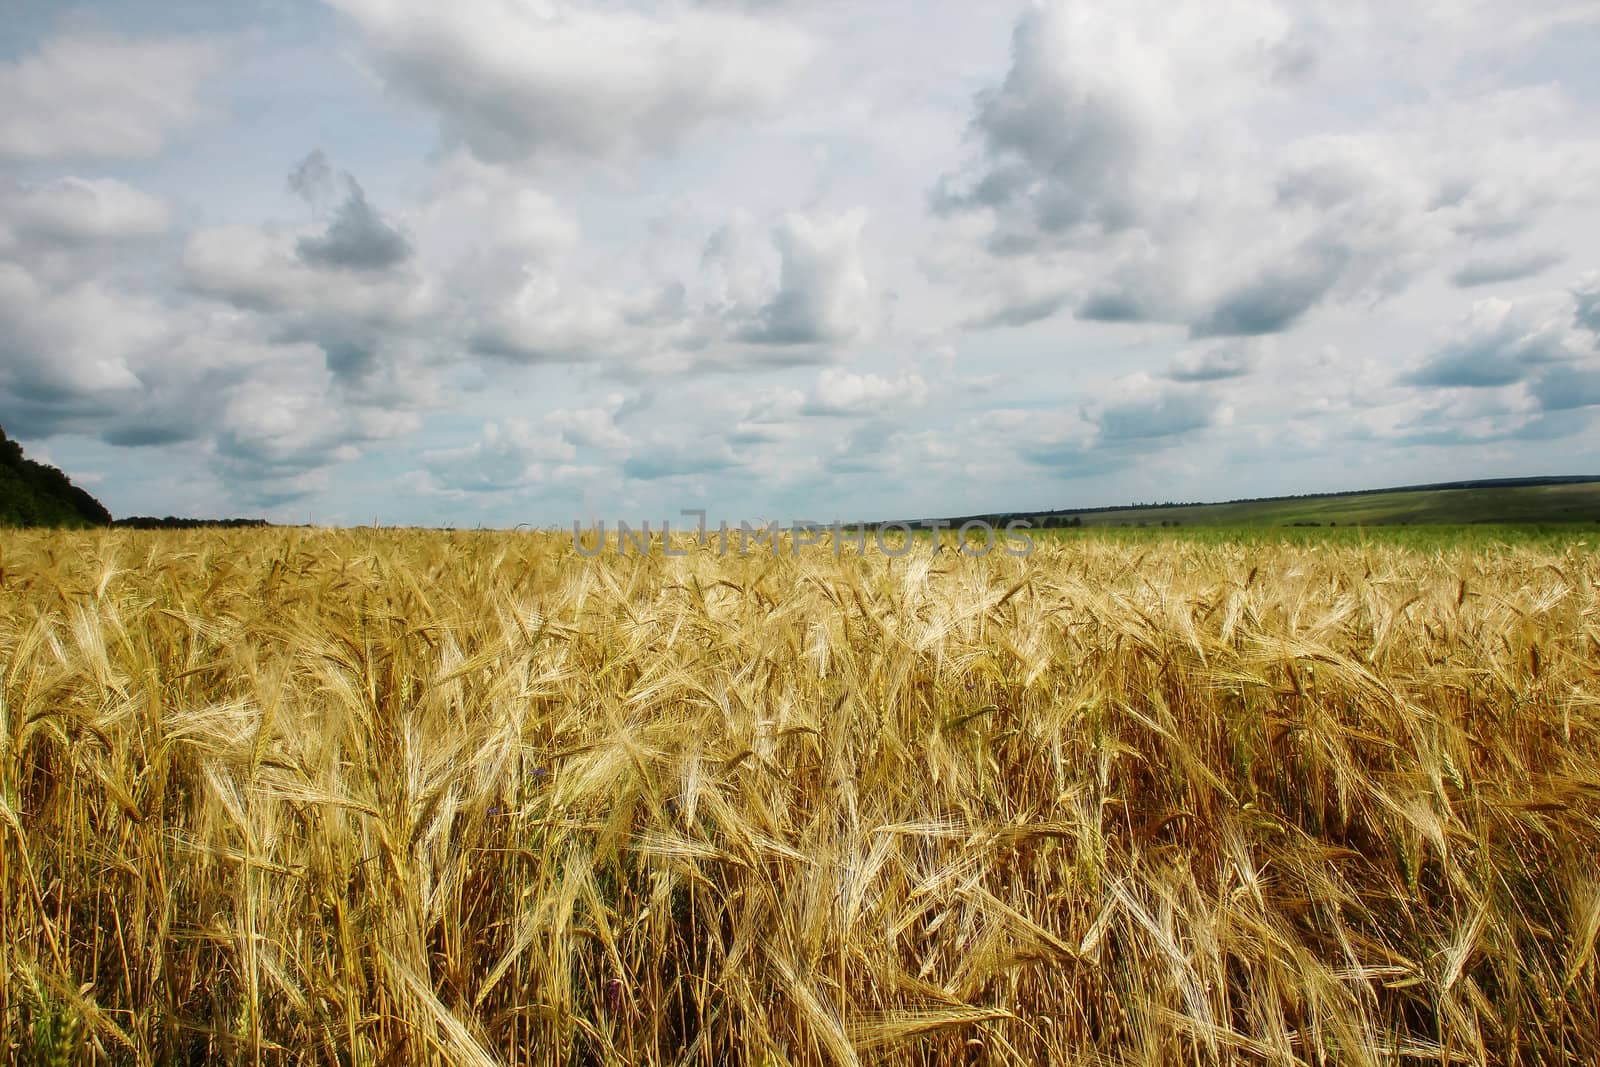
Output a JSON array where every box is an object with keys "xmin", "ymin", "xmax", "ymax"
[
  {"xmin": 1402, "ymin": 350, "xmax": 1531, "ymax": 389},
  {"xmin": 0, "ymin": 366, "xmax": 228, "ymax": 452},
  {"xmin": 1097, "ymin": 388, "xmax": 1218, "ymax": 441},
  {"xmin": 317, "ymin": 338, "xmax": 381, "ymax": 384},
  {"xmin": 1576, "ymin": 277, "xmax": 1600, "ymax": 337},
  {"xmin": 733, "ymin": 211, "xmax": 871, "ymax": 348},
  {"xmin": 1449, "ymin": 249, "xmax": 1564, "ymax": 288},
  {"xmin": 1266, "ymin": 35, "xmax": 1318, "ymax": 84},
  {"xmin": 1390, "ymin": 403, "xmax": 1592, "ymax": 448},
  {"xmin": 1511, "ymin": 408, "xmax": 1593, "ymax": 440},
  {"xmin": 1016, "ymin": 436, "xmax": 1125, "ymax": 477},
  {"xmin": 1190, "ymin": 246, "xmax": 1345, "ymax": 338},
  {"xmin": 211, "ymin": 422, "xmax": 348, "ymax": 503},
  {"xmin": 467, "ymin": 325, "xmax": 598, "ymax": 366},
  {"xmin": 1078, "ymin": 288, "xmax": 1160, "ymax": 324},
  {"xmin": 969, "ymin": 292, "xmax": 1070, "ymax": 329},
  {"xmin": 1529, "ymin": 365, "xmax": 1600, "ymax": 410},
  {"xmin": 0, "ymin": 253, "xmax": 246, "ymax": 451},
  {"xmin": 1401, "ymin": 304, "xmax": 1572, "ymax": 388},
  {"xmin": 101, "ymin": 423, "xmax": 198, "ymax": 447},
  {"xmin": 737, "ymin": 290, "xmax": 832, "ymax": 345},
  {"xmin": 931, "ymin": 5, "xmax": 1146, "ymax": 246},
  {"xmin": 1019, "ymin": 378, "xmax": 1220, "ymax": 478},
  {"xmin": 295, "ymin": 175, "xmax": 412, "ymax": 272}
]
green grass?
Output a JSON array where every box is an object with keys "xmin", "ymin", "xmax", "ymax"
[
  {"xmin": 1034, "ymin": 480, "xmax": 1600, "ymax": 529},
  {"xmin": 1025, "ymin": 522, "xmax": 1598, "ymax": 549}
]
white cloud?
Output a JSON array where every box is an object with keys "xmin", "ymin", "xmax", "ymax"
[
  {"xmin": 0, "ymin": 177, "xmax": 170, "ymax": 245},
  {"xmin": 6, "ymin": 1, "xmax": 1600, "ymax": 524},
  {"xmin": 218, "ymin": 364, "xmax": 417, "ymax": 480},
  {"xmin": 622, "ymin": 437, "xmax": 740, "ymax": 481},
  {"xmin": 701, "ymin": 211, "xmax": 777, "ymax": 318},
  {"xmin": 1166, "ymin": 341, "xmax": 1264, "ymax": 382},
  {"xmin": 1014, "ymin": 371, "xmax": 1226, "ymax": 477},
  {"xmin": 1573, "ymin": 273, "xmax": 1600, "ymax": 338},
  {"xmin": 468, "ymin": 274, "xmax": 631, "ymax": 365},
  {"xmin": 290, "ymin": 158, "xmax": 413, "ymax": 272},
  {"xmin": 1091, "ymin": 373, "xmax": 1223, "ymax": 442},
  {"xmin": 1450, "ymin": 248, "xmax": 1565, "ymax": 289},
  {"xmin": 802, "ymin": 368, "xmax": 928, "ymax": 416},
  {"xmin": 546, "ymin": 398, "xmax": 632, "ymax": 451},
  {"xmin": 1400, "ymin": 293, "xmax": 1585, "ymax": 389},
  {"xmin": 738, "ymin": 209, "xmax": 874, "ymax": 346},
  {"xmin": 0, "ymin": 264, "xmax": 151, "ymax": 403},
  {"xmin": 184, "ymin": 224, "xmax": 430, "ymax": 321},
  {"xmin": 935, "ymin": 3, "xmax": 1600, "ymax": 344},
  {"xmin": 326, "ymin": 0, "xmax": 814, "ymax": 163},
  {"xmin": 0, "ymin": 255, "xmax": 365, "ymax": 488},
  {"xmin": 0, "ymin": 33, "xmax": 222, "ymax": 161},
  {"xmin": 420, "ymin": 418, "xmax": 578, "ymax": 494},
  {"xmin": 183, "ymin": 220, "xmax": 443, "ymax": 410},
  {"xmin": 726, "ymin": 386, "xmax": 807, "ymax": 444},
  {"xmin": 420, "ymin": 152, "xmax": 580, "ymax": 260}
]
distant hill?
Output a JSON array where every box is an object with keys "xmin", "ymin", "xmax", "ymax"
[
  {"xmin": 0, "ymin": 424, "xmax": 111, "ymax": 528},
  {"xmin": 905, "ymin": 475, "xmax": 1600, "ymax": 530}
]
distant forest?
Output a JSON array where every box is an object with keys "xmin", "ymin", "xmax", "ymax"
[
  {"xmin": 0, "ymin": 422, "xmax": 266, "ymax": 528},
  {"xmin": 0, "ymin": 423, "xmax": 112, "ymax": 527},
  {"xmin": 112, "ymin": 516, "xmax": 271, "ymax": 529}
]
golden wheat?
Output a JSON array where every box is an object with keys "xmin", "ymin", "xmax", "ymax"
[{"xmin": 1, "ymin": 528, "xmax": 1597, "ymax": 1065}]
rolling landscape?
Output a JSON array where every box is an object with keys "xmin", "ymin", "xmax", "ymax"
[
  {"xmin": 5, "ymin": 514, "xmax": 1600, "ymax": 1066},
  {"xmin": 8, "ymin": 423, "xmax": 1598, "ymax": 536},
  {"xmin": 4, "ymin": 429, "xmax": 1600, "ymax": 1066},
  {"xmin": 926, "ymin": 476, "xmax": 1600, "ymax": 530}
]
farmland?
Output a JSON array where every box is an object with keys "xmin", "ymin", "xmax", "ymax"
[
  {"xmin": 925, "ymin": 477, "xmax": 1600, "ymax": 532},
  {"xmin": 3, "ymin": 527, "xmax": 1599, "ymax": 1065}
]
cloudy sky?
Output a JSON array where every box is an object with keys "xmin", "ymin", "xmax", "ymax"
[{"xmin": 3, "ymin": 0, "xmax": 1600, "ymax": 526}]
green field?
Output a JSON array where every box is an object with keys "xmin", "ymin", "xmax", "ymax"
[
  {"xmin": 948, "ymin": 477, "xmax": 1600, "ymax": 531},
  {"xmin": 1024, "ymin": 523, "xmax": 1597, "ymax": 551}
]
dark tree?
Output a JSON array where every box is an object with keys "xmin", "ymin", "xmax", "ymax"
[{"xmin": 0, "ymin": 423, "xmax": 112, "ymax": 527}]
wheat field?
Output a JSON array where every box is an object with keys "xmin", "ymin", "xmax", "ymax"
[{"xmin": 1, "ymin": 528, "xmax": 1597, "ymax": 1065}]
